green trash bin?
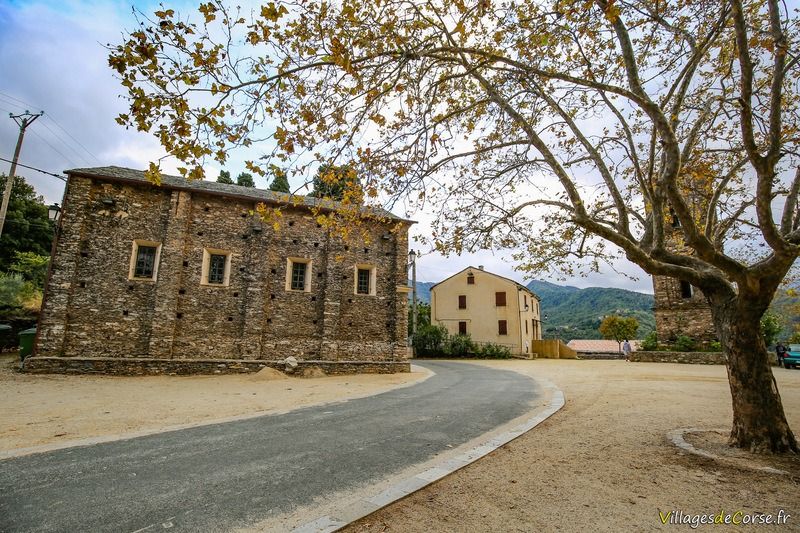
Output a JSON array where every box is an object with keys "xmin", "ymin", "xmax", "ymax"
[{"xmin": 18, "ymin": 327, "xmax": 37, "ymax": 361}]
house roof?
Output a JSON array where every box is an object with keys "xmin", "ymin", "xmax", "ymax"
[
  {"xmin": 566, "ymin": 339, "xmax": 641, "ymax": 352},
  {"xmin": 65, "ymin": 166, "xmax": 413, "ymax": 223},
  {"xmin": 430, "ymin": 266, "xmax": 540, "ymax": 300}
]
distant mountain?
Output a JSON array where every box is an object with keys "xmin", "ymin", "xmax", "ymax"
[
  {"xmin": 408, "ymin": 278, "xmax": 654, "ymax": 342},
  {"xmin": 527, "ymin": 280, "xmax": 654, "ymax": 341}
]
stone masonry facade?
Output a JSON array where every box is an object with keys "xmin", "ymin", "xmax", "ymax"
[
  {"xmin": 652, "ymin": 275, "xmax": 717, "ymax": 344},
  {"xmin": 27, "ymin": 166, "xmax": 411, "ymax": 375}
]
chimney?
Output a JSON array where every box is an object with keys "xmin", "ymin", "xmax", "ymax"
[{"xmin": 478, "ymin": 265, "xmax": 484, "ymax": 270}]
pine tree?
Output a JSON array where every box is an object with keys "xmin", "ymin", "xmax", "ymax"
[
  {"xmin": 268, "ymin": 169, "xmax": 290, "ymax": 193},
  {"xmin": 236, "ymin": 172, "xmax": 255, "ymax": 187},
  {"xmin": 216, "ymin": 170, "xmax": 233, "ymax": 184}
]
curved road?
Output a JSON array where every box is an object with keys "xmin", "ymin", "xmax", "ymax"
[{"xmin": 0, "ymin": 361, "xmax": 537, "ymax": 532}]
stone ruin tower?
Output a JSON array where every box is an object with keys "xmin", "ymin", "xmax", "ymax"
[{"xmin": 652, "ymin": 203, "xmax": 718, "ymax": 345}]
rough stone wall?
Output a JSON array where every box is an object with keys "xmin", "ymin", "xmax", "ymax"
[
  {"xmin": 652, "ymin": 275, "xmax": 717, "ymax": 344},
  {"xmin": 35, "ymin": 176, "xmax": 409, "ymax": 372},
  {"xmin": 631, "ymin": 350, "xmax": 726, "ymax": 365}
]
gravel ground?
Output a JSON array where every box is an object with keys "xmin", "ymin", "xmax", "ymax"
[{"xmin": 345, "ymin": 359, "xmax": 800, "ymax": 533}]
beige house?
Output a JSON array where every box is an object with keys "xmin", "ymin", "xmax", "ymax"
[{"xmin": 430, "ymin": 267, "xmax": 541, "ymax": 356}]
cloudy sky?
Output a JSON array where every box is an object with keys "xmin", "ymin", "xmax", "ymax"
[{"xmin": 0, "ymin": 0, "xmax": 652, "ymax": 292}]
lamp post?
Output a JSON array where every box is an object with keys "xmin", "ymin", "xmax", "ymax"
[
  {"xmin": 409, "ymin": 249, "xmax": 417, "ymax": 339},
  {"xmin": 47, "ymin": 203, "xmax": 61, "ymax": 225}
]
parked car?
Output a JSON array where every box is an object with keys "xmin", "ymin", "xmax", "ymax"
[{"xmin": 783, "ymin": 345, "xmax": 800, "ymax": 369}]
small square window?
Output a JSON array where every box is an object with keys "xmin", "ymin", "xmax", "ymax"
[
  {"xmin": 291, "ymin": 262, "xmax": 306, "ymax": 290},
  {"xmin": 498, "ymin": 320, "xmax": 508, "ymax": 335},
  {"xmin": 496, "ymin": 291, "xmax": 507, "ymax": 307},
  {"xmin": 353, "ymin": 264, "xmax": 376, "ymax": 296},
  {"xmin": 208, "ymin": 254, "xmax": 227, "ymax": 284},
  {"xmin": 680, "ymin": 280, "xmax": 693, "ymax": 299},
  {"xmin": 458, "ymin": 295, "xmax": 467, "ymax": 309},
  {"xmin": 128, "ymin": 240, "xmax": 161, "ymax": 281},
  {"xmin": 201, "ymin": 248, "xmax": 231, "ymax": 287},
  {"xmin": 286, "ymin": 258, "xmax": 312, "ymax": 292},
  {"xmin": 357, "ymin": 268, "xmax": 371, "ymax": 294},
  {"xmin": 467, "ymin": 273, "xmax": 475, "ymax": 285}
]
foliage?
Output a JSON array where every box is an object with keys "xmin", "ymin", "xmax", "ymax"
[
  {"xmin": 598, "ymin": 315, "xmax": 639, "ymax": 351},
  {"xmin": 412, "ymin": 324, "xmax": 448, "ymax": 355},
  {"xmin": 236, "ymin": 172, "xmax": 255, "ymax": 187},
  {"xmin": 674, "ymin": 335, "xmax": 697, "ymax": 352},
  {"xmin": 268, "ymin": 168, "xmax": 290, "ymax": 193},
  {"xmin": 709, "ymin": 341, "xmax": 722, "ymax": 352},
  {"xmin": 217, "ymin": 170, "xmax": 233, "ymax": 184},
  {"xmin": 0, "ymin": 272, "xmax": 39, "ymax": 310},
  {"xmin": 408, "ymin": 301, "xmax": 431, "ymax": 336},
  {"xmin": 309, "ymin": 164, "xmax": 361, "ymax": 201},
  {"xmin": 641, "ymin": 331, "xmax": 659, "ymax": 351},
  {"xmin": 760, "ymin": 311, "xmax": 783, "ymax": 347},
  {"xmin": 110, "ymin": 0, "xmax": 800, "ymax": 450},
  {"xmin": 0, "ymin": 175, "xmax": 53, "ymax": 272},
  {"xmin": 9, "ymin": 252, "xmax": 49, "ymax": 289},
  {"xmin": 444, "ymin": 334, "xmax": 477, "ymax": 357},
  {"xmin": 477, "ymin": 342, "xmax": 512, "ymax": 359}
]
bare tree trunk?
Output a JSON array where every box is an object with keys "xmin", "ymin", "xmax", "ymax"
[{"xmin": 713, "ymin": 298, "xmax": 798, "ymax": 453}]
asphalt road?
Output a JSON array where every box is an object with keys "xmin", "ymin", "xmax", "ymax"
[{"xmin": 0, "ymin": 361, "xmax": 537, "ymax": 533}]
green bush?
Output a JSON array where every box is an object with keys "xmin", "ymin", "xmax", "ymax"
[
  {"xmin": 674, "ymin": 335, "xmax": 696, "ymax": 352},
  {"xmin": 445, "ymin": 334, "xmax": 476, "ymax": 357},
  {"xmin": 641, "ymin": 331, "xmax": 659, "ymax": 351},
  {"xmin": 709, "ymin": 341, "xmax": 722, "ymax": 351},
  {"xmin": 412, "ymin": 324, "xmax": 448, "ymax": 356},
  {"xmin": 476, "ymin": 342, "xmax": 512, "ymax": 359}
]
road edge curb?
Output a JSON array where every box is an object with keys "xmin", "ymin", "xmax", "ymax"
[{"xmin": 291, "ymin": 376, "xmax": 565, "ymax": 533}]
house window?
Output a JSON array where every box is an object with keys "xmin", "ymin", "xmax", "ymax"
[
  {"xmin": 524, "ymin": 294, "xmax": 528, "ymax": 307},
  {"xmin": 525, "ymin": 320, "xmax": 529, "ymax": 334},
  {"xmin": 128, "ymin": 240, "xmax": 161, "ymax": 281},
  {"xmin": 680, "ymin": 280, "xmax": 693, "ymax": 299},
  {"xmin": 357, "ymin": 268, "xmax": 370, "ymax": 294},
  {"xmin": 496, "ymin": 291, "xmax": 507, "ymax": 306},
  {"xmin": 498, "ymin": 320, "xmax": 508, "ymax": 335},
  {"xmin": 201, "ymin": 248, "xmax": 232, "ymax": 286},
  {"xmin": 134, "ymin": 246, "xmax": 156, "ymax": 278},
  {"xmin": 208, "ymin": 254, "xmax": 227, "ymax": 284},
  {"xmin": 353, "ymin": 264, "xmax": 376, "ymax": 295},
  {"xmin": 286, "ymin": 258, "xmax": 312, "ymax": 292},
  {"xmin": 458, "ymin": 295, "xmax": 467, "ymax": 309},
  {"xmin": 467, "ymin": 273, "xmax": 475, "ymax": 285},
  {"xmin": 292, "ymin": 262, "xmax": 307, "ymax": 290},
  {"xmin": 459, "ymin": 321, "xmax": 467, "ymax": 335}
]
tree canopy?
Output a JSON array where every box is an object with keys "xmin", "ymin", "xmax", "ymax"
[
  {"xmin": 268, "ymin": 167, "xmax": 290, "ymax": 193},
  {"xmin": 236, "ymin": 172, "xmax": 255, "ymax": 187},
  {"xmin": 599, "ymin": 315, "xmax": 639, "ymax": 351},
  {"xmin": 216, "ymin": 170, "xmax": 233, "ymax": 184},
  {"xmin": 0, "ymin": 175, "xmax": 53, "ymax": 272},
  {"xmin": 110, "ymin": 0, "xmax": 800, "ymax": 452}
]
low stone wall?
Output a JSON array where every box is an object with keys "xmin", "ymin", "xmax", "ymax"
[
  {"xmin": 21, "ymin": 356, "xmax": 410, "ymax": 376},
  {"xmin": 630, "ymin": 351, "xmax": 726, "ymax": 365},
  {"xmin": 576, "ymin": 351, "xmax": 625, "ymax": 360}
]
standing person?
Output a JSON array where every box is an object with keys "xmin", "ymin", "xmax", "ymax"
[
  {"xmin": 623, "ymin": 339, "xmax": 632, "ymax": 362},
  {"xmin": 776, "ymin": 341, "xmax": 788, "ymax": 368}
]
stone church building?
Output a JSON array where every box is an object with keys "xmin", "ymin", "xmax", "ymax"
[{"xmin": 25, "ymin": 166, "xmax": 412, "ymax": 375}]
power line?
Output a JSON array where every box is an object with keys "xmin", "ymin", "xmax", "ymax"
[
  {"xmin": 27, "ymin": 126, "xmax": 80, "ymax": 167},
  {"xmin": 0, "ymin": 91, "xmax": 101, "ymax": 164},
  {"xmin": 36, "ymin": 119, "xmax": 94, "ymax": 166},
  {"xmin": 43, "ymin": 113, "xmax": 101, "ymax": 164},
  {"xmin": 0, "ymin": 111, "xmax": 43, "ymax": 237},
  {"xmin": 0, "ymin": 156, "xmax": 65, "ymax": 180},
  {"xmin": 0, "ymin": 91, "xmax": 37, "ymax": 110}
]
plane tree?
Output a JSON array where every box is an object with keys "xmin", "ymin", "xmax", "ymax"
[{"xmin": 109, "ymin": 0, "xmax": 800, "ymax": 452}]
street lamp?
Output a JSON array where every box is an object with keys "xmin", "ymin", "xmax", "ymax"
[{"xmin": 47, "ymin": 203, "xmax": 61, "ymax": 223}]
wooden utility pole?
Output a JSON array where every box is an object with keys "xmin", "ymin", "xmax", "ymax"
[{"xmin": 0, "ymin": 111, "xmax": 43, "ymax": 238}]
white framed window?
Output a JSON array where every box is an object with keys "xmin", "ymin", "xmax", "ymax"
[
  {"xmin": 286, "ymin": 257, "xmax": 312, "ymax": 292},
  {"xmin": 128, "ymin": 240, "xmax": 162, "ymax": 281},
  {"xmin": 201, "ymin": 248, "xmax": 232, "ymax": 287},
  {"xmin": 353, "ymin": 264, "xmax": 377, "ymax": 296}
]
